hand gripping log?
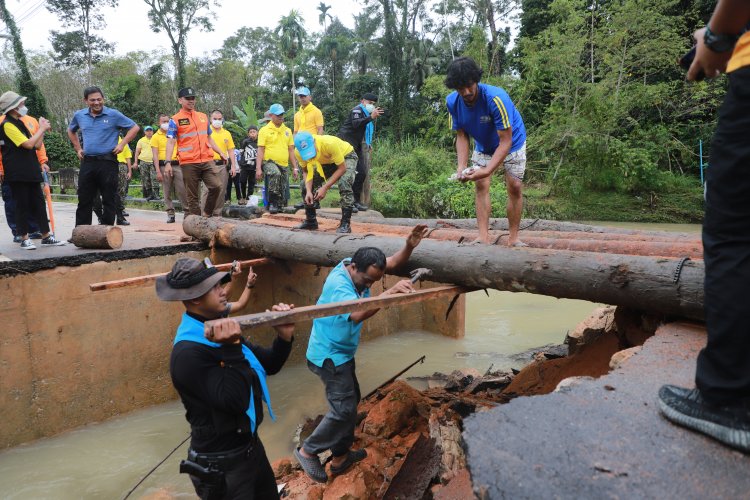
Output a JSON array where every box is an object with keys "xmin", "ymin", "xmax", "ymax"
[
  {"xmin": 205, "ymin": 284, "xmax": 470, "ymax": 335},
  {"xmin": 89, "ymin": 257, "xmax": 272, "ymax": 292}
]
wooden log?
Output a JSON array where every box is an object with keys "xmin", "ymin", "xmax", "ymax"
[
  {"xmin": 206, "ymin": 285, "xmax": 468, "ymax": 332},
  {"xmin": 89, "ymin": 257, "xmax": 272, "ymax": 292},
  {"xmin": 184, "ymin": 216, "xmax": 705, "ymax": 320},
  {"xmin": 70, "ymin": 225, "xmax": 123, "ymax": 249}
]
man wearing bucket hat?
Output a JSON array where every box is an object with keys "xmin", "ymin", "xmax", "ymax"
[
  {"xmin": 294, "ymin": 131, "xmax": 358, "ymax": 233},
  {"xmin": 293, "ymin": 87, "xmax": 325, "ymax": 209},
  {"xmin": 255, "ymin": 103, "xmax": 299, "ymax": 214},
  {"xmin": 157, "ymin": 257, "xmax": 295, "ymax": 499},
  {"xmin": 339, "ymin": 92, "xmax": 383, "ymax": 212},
  {"xmin": 0, "ymin": 91, "xmax": 65, "ymax": 249}
]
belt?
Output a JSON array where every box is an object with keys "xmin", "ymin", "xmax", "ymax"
[
  {"xmin": 187, "ymin": 436, "xmax": 258, "ymax": 471},
  {"xmin": 215, "ymin": 160, "xmax": 227, "ymax": 166},
  {"xmin": 159, "ymin": 160, "xmax": 180, "ymax": 166},
  {"xmin": 83, "ymin": 153, "xmax": 117, "ymax": 162}
]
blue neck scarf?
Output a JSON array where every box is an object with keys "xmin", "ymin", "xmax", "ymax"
[
  {"xmin": 359, "ymin": 103, "xmax": 374, "ymax": 147},
  {"xmin": 174, "ymin": 313, "xmax": 275, "ymax": 433}
]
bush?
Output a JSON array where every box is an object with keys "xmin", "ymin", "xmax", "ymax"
[{"xmin": 44, "ymin": 131, "xmax": 79, "ymax": 170}]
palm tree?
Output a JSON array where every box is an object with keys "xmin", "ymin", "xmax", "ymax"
[
  {"xmin": 317, "ymin": 2, "xmax": 332, "ymax": 33},
  {"xmin": 276, "ymin": 10, "xmax": 305, "ymax": 113}
]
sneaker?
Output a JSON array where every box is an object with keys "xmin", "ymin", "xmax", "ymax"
[
  {"xmin": 13, "ymin": 235, "xmax": 22, "ymax": 243},
  {"xmin": 41, "ymin": 235, "xmax": 66, "ymax": 246},
  {"xmin": 117, "ymin": 218, "xmax": 131, "ymax": 226},
  {"xmin": 166, "ymin": 215, "xmax": 176, "ymax": 223},
  {"xmin": 29, "ymin": 232, "xmax": 43, "ymax": 239},
  {"xmin": 20, "ymin": 239, "xmax": 36, "ymax": 250},
  {"xmin": 658, "ymin": 384, "xmax": 750, "ymax": 453},
  {"xmin": 122, "ymin": 211, "xmax": 130, "ymax": 217}
]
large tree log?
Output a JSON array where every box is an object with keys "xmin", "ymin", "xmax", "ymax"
[
  {"xmin": 70, "ymin": 225, "xmax": 123, "ymax": 249},
  {"xmin": 254, "ymin": 216, "xmax": 702, "ymax": 259},
  {"xmin": 184, "ymin": 216, "xmax": 704, "ymax": 320}
]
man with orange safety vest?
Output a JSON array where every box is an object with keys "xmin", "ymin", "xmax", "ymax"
[{"xmin": 164, "ymin": 87, "xmax": 229, "ymax": 217}]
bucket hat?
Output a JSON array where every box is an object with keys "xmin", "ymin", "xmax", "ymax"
[
  {"xmin": 0, "ymin": 91, "xmax": 27, "ymax": 115},
  {"xmin": 156, "ymin": 258, "xmax": 230, "ymax": 301}
]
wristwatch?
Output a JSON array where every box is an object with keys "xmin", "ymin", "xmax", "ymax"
[{"xmin": 704, "ymin": 25, "xmax": 740, "ymax": 53}]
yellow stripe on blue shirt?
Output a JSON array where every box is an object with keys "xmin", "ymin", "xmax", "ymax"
[{"xmin": 493, "ymin": 96, "xmax": 510, "ymax": 129}]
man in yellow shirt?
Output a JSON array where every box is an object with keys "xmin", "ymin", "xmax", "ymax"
[
  {"xmin": 151, "ymin": 113, "xmax": 185, "ymax": 223},
  {"xmin": 293, "ymin": 86, "xmax": 324, "ymax": 209},
  {"xmin": 658, "ymin": 0, "xmax": 750, "ymax": 453},
  {"xmin": 201, "ymin": 110, "xmax": 239, "ymax": 216},
  {"xmin": 256, "ymin": 104, "xmax": 299, "ymax": 214},
  {"xmin": 293, "ymin": 132, "xmax": 357, "ymax": 233},
  {"xmin": 134, "ymin": 125, "xmax": 160, "ymax": 201}
]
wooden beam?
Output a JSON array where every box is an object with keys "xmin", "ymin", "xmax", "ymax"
[
  {"xmin": 89, "ymin": 257, "xmax": 272, "ymax": 292},
  {"xmin": 206, "ymin": 285, "xmax": 469, "ymax": 332}
]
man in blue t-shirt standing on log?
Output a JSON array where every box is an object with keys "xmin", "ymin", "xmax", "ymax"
[
  {"xmin": 294, "ymin": 225, "xmax": 428, "ymax": 483},
  {"xmin": 445, "ymin": 57, "xmax": 527, "ymax": 246}
]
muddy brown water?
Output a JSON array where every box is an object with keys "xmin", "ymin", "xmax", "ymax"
[{"xmin": 0, "ymin": 223, "xmax": 700, "ymax": 499}]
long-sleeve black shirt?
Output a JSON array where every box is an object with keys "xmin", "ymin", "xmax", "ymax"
[
  {"xmin": 170, "ymin": 312, "xmax": 293, "ymax": 453},
  {"xmin": 338, "ymin": 105, "xmax": 373, "ymax": 152}
]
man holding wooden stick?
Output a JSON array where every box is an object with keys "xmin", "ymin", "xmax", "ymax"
[
  {"xmin": 157, "ymin": 257, "xmax": 294, "ymax": 499},
  {"xmin": 295, "ymin": 224, "xmax": 428, "ymax": 483}
]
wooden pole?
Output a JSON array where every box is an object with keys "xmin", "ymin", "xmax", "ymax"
[
  {"xmin": 206, "ymin": 285, "xmax": 468, "ymax": 333},
  {"xmin": 89, "ymin": 257, "xmax": 272, "ymax": 292},
  {"xmin": 184, "ymin": 216, "xmax": 705, "ymax": 320}
]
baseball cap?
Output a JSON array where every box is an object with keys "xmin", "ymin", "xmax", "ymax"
[
  {"xmin": 294, "ymin": 132, "xmax": 316, "ymax": 161},
  {"xmin": 296, "ymin": 86, "xmax": 311, "ymax": 96},
  {"xmin": 178, "ymin": 87, "xmax": 196, "ymax": 98},
  {"xmin": 268, "ymin": 103, "xmax": 285, "ymax": 115},
  {"xmin": 144, "ymin": 125, "xmax": 154, "ymax": 131}
]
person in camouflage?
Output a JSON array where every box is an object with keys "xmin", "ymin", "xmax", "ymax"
[
  {"xmin": 115, "ymin": 137, "xmax": 132, "ymax": 225},
  {"xmin": 134, "ymin": 126, "xmax": 160, "ymax": 201},
  {"xmin": 255, "ymin": 104, "xmax": 298, "ymax": 214}
]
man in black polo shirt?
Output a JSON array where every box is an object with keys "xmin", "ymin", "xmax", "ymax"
[
  {"xmin": 157, "ymin": 258, "xmax": 295, "ymax": 499},
  {"xmin": 338, "ymin": 92, "xmax": 383, "ymax": 212},
  {"xmin": 68, "ymin": 86, "xmax": 139, "ymax": 226}
]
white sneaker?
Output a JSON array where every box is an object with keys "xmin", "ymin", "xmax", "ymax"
[{"xmin": 20, "ymin": 239, "xmax": 36, "ymax": 250}]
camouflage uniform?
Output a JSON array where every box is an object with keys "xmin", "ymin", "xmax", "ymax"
[
  {"xmin": 262, "ymin": 160, "xmax": 289, "ymax": 207},
  {"xmin": 139, "ymin": 162, "xmax": 160, "ymax": 199},
  {"xmin": 309, "ymin": 152, "xmax": 357, "ymax": 208},
  {"xmin": 117, "ymin": 163, "xmax": 129, "ymax": 214}
]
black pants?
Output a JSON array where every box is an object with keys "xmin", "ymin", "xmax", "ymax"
[
  {"xmin": 239, "ymin": 167, "xmax": 256, "ymax": 200},
  {"xmin": 189, "ymin": 440, "xmax": 279, "ymax": 500},
  {"xmin": 7, "ymin": 182, "xmax": 49, "ymax": 236},
  {"xmin": 303, "ymin": 358, "xmax": 361, "ymax": 457},
  {"xmin": 225, "ymin": 168, "xmax": 242, "ymax": 202},
  {"xmin": 695, "ymin": 66, "xmax": 750, "ymax": 406},
  {"xmin": 352, "ymin": 146, "xmax": 367, "ymax": 203},
  {"xmin": 2, "ymin": 182, "xmax": 40, "ymax": 235},
  {"xmin": 76, "ymin": 157, "xmax": 118, "ymax": 226}
]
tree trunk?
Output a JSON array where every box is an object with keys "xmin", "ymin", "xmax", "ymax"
[
  {"xmin": 183, "ymin": 216, "xmax": 704, "ymax": 320},
  {"xmin": 70, "ymin": 225, "xmax": 123, "ymax": 249}
]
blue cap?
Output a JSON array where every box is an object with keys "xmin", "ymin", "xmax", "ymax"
[
  {"xmin": 296, "ymin": 86, "xmax": 311, "ymax": 96},
  {"xmin": 294, "ymin": 132, "xmax": 316, "ymax": 161},
  {"xmin": 144, "ymin": 125, "xmax": 154, "ymax": 131},
  {"xmin": 268, "ymin": 103, "xmax": 285, "ymax": 115}
]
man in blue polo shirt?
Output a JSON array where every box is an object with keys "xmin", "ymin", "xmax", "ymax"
[
  {"xmin": 294, "ymin": 224, "xmax": 428, "ymax": 483},
  {"xmin": 445, "ymin": 57, "xmax": 527, "ymax": 246},
  {"xmin": 68, "ymin": 86, "xmax": 139, "ymax": 226}
]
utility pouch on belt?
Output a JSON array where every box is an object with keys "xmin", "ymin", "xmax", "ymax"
[{"xmin": 180, "ymin": 460, "xmax": 225, "ymax": 499}]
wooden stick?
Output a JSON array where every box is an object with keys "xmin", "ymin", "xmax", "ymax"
[
  {"xmin": 89, "ymin": 257, "xmax": 272, "ymax": 292},
  {"xmin": 206, "ymin": 285, "xmax": 469, "ymax": 333}
]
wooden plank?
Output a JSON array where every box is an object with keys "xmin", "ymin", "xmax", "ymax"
[
  {"xmin": 89, "ymin": 257, "xmax": 272, "ymax": 292},
  {"xmin": 206, "ymin": 285, "xmax": 468, "ymax": 332}
]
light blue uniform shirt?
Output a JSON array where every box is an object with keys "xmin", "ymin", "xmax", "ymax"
[
  {"xmin": 306, "ymin": 259, "xmax": 371, "ymax": 367},
  {"xmin": 68, "ymin": 106, "xmax": 136, "ymax": 155}
]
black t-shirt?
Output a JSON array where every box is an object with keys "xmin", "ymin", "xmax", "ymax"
[
  {"xmin": 238, "ymin": 137, "xmax": 258, "ymax": 169},
  {"xmin": 169, "ymin": 311, "xmax": 292, "ymax": 453}
]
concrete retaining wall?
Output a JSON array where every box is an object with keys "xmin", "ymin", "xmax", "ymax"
[{"xmin": 0, "ymin": 249, "xmax": 464, "ymax": 449}]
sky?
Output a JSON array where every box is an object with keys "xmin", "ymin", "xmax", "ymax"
[{"xmin": 2, "ymin": 0, "xmax": 359, "ymax": 59}]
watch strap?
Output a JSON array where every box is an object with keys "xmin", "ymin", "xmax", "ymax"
[{"xmin": 705, "ymin": 25, "xmax": 740, "ymax": 53}]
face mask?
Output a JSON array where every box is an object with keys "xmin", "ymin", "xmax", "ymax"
[
  {"xmin": 160, "ymin": 122, "xmax": 169, "ymax": 131},
  {"xmin": 17, "ymin": 105, "xmax": 28, "ymax": 117},
  {"xmin": 364, "ymin": 103, "xmax": 375, "ymax": 113},
  {"xmin": 212, "ymin": 119, "xmax": 223, "ymax": 128}
]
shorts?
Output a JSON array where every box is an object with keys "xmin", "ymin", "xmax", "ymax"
[{"xmin": 471, "ymin": 142, "xmax": 526, "ymax": 181}]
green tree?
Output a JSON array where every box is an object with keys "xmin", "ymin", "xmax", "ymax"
[
  {"xmin": 0, "ymin": 0, "xmax": 49, "ymax": 118},
  {"xmin": 45, "ymin": 0, "xmax": 118, "ymax": 80},
  {"xmin": 276, "ymin": 10, "xmax": 306, "ymax": 114},
  {"xmin": 317, "ymin": 2, "xmax": 332, "ymax": 32},
  {"xmin": 143, "ymin": 0, "xmax": 218, "ymax": 88}
]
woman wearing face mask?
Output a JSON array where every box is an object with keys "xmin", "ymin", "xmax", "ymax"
[
  {"xmin": 0, "ymin": 91, "xmax": 65, "ymax": 249},
  {"xmin": 337, "ymin": 93, "xmax": 383, "ymax": 213}
]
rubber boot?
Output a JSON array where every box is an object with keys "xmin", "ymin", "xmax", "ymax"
[
  {"xmin": 297, "ymin": 206, "xmax": 319, "ymax": 230},
  {"xmin": 337, "ymin": 207, "xmax": 353, "ymax": 233},
  {"xmin": 268, "ymin": 194, "xmax": 280, "ymax": 214}
]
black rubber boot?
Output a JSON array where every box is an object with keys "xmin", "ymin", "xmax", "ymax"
[
  {"xmin": 297, "ymin": 206, "xmax": 319, "ymax": 230},
  {"xmin": 337, "ymin": 207, "xmax": 353, "ymax": 233}
]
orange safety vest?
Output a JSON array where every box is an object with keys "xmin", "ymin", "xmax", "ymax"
[
  {"xmin": 171, "ymin": 108, "xmax": 213, "ymax": 164},
  {"xmin": 0, "ymin": 114, "xmax": 48, "ymax": 175}
]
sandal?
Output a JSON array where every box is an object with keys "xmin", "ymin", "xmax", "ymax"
[
  {"xmin": 294, "ymin": 447, "xmax": 328, "ymax": 483},
  {"xmin": 330, "ymin": 448, "xmax": 368, "ymax": 475}
]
